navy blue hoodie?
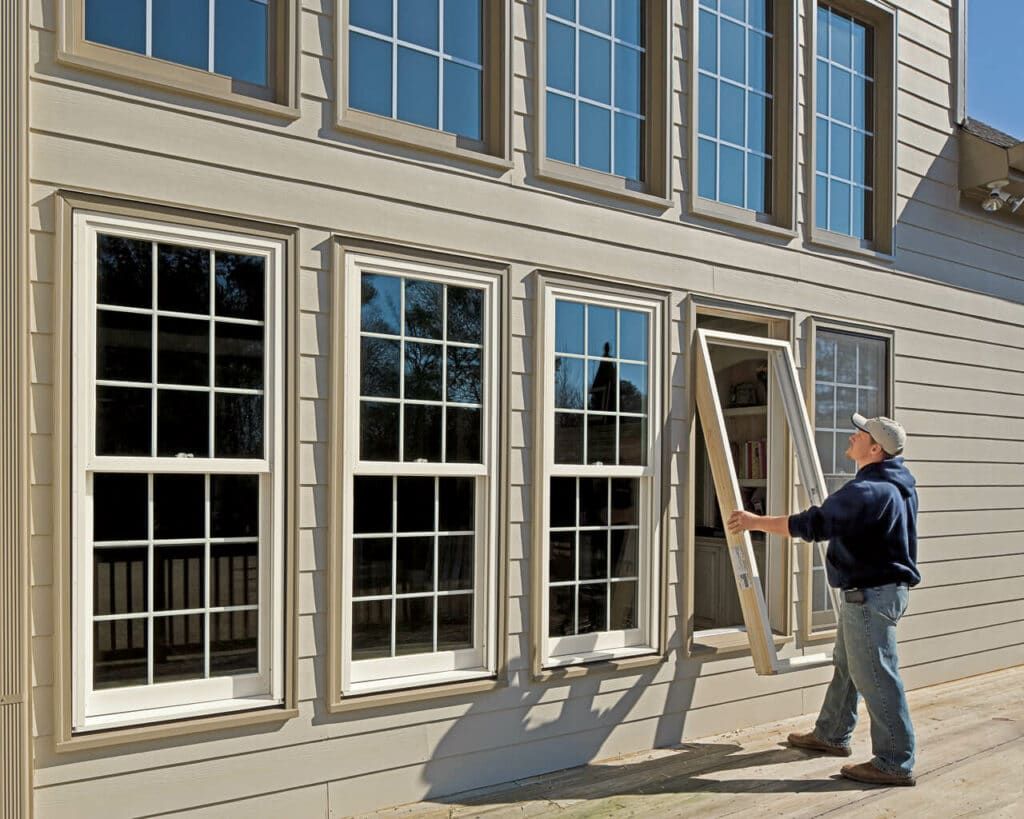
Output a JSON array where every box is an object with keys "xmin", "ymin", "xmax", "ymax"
[{"xmin": 788, "ymin": 457, "xmax": 921, "ymax": 590}]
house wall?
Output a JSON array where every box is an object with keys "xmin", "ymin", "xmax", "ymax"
[{"xmin": 24, "ymin": 0, "xmax": 1024, "ymax": 815}]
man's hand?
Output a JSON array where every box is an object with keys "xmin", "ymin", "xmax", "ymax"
[{"xmin": 727, "ymin": 510, "xmax": 761, "ymax": 534}]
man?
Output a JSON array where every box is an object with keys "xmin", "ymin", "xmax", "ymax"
[{"xmin": 727, "ymin": 413, "xmax": 920, "ymax": 787}]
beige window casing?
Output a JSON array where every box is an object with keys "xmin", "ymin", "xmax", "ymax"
[
  {"xmin": 533, "ymin": 0, "xmax": 672, "ymax": 208},
  {"xmin": 51, "ymin": 192, "xmax": 300, "ymax": 751},
  {"xmin": 335, "ymin": 1, "xmax": 512, "ymax": 170},
  {"xmin": 57, "ymin": 0, "xmax": 300, "ymax": 118},
  {"xmin": 687, "ymin": 0, "xmax": 798, "ymax": 235},
  {"xmin": 806, "ymin": 0, "xmax": 897, "ymax": 259}
]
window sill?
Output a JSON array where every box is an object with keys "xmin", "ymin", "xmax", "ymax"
[
  {"xmin": 807, "ymin": 226, "xmax": 895, "ymax": 264},
  {"xmin": 328, "ymin": 671, "xmax": 500, "ymax": 713},
  {"xmin": 801, "ymin": 626, "xmax": 839, "ymax": 644},
  {"xmin": 690, "ymin": 629, "xmax": 792, "ymax": 657},
  {"xmin": 534, "ymin": 156, "xmax": 674, "ymax": 210},
  {"xmin": 336, "ymin": 108, "xmax": 514, "ymax": 172},
  {"xmin": 690, "ymin": 196, "xmax": 797, "ymax": 239},
  {"xmin": 535, "ymin": 647, "xmax": 664, "ymax": 681}
]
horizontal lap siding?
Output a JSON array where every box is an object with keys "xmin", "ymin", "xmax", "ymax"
[{"xmin": 25, "ymin": 0, "xmax": 1024, "ymax": 815}]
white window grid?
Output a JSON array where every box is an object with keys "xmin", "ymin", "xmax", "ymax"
[
  {"xmin": 72, "ymin": 212, "xmax": 286, "ymax": 731},
  {"xmin": 349, "ymin": 0, "xmax": 484, "ymax": 133},
  {"xmin": 696, "ymin": 0, "xmax": 774, "ymax": 208},
  {"xmin": 545, "ymin": 2, "xmax": 646, "ymax": 176},
  {"xmin": 358, "ymin": 273, "xmax": 484, "ymax": 465},
  {"xmin": 815, "ymin": 3, "xmax": 875, "ymax": 238}
]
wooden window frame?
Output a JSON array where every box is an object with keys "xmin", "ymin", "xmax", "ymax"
[
  {"xmin": 688, "ymin": 0, "xmax": 798, "ymax": 236},
  {"xmin": 327, "ymin": 241, "xmax": 507, "ymax": 711},
  {"xmin": 335, "ymin": 0, "xmax": 512, "ymax": 170},
  {"xmin": 52, "ymin": 192, "xmax": 299, "ymax": 751},
  {"xmin": 533, "ymin": 0, "xmax": 672, "ymax": 208},
  {"xmin": 801, "ymin": 317, "xmax": 894, "ymax": 641},
  {"xmin": 806, "ymin": 0, "xmax": 897, "ymax": 259},
  {"xmin": 531, "ymin": 274, "xmax": 670, "ymax": 679},
  {"xmin": 57, "ymin": 0, "xmax": 300, "ymax": 118}
]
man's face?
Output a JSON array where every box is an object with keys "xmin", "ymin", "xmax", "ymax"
[{"xmin": 845, "ymin": 429, "xmax": 880, "ymax": 463}]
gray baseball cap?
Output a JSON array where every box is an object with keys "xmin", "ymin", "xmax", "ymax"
[{"xmin": 852, "ymin": 413, "xmax": 906, "ymax": 456}]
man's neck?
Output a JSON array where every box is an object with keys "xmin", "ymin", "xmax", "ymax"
[{"xmin": 855, "ymin": 454, "xmax": 886, "ymax": 471}]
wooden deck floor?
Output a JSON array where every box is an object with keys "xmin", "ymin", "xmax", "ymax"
[{"xmin": 367, "ymin": 666, "xmax": 1024, "ymax": 818}]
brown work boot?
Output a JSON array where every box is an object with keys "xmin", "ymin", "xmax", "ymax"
[
  {"xmin": 840, "ymin": 760, "xmax": 916, "ymax": 787},
  {"xmin": 786, "ymin": 730, "xmax": 852, "ymax": 757}
]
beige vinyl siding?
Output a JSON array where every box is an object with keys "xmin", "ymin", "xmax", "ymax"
[{"xmin": 22, "ymin": 0, "xmax": 1024, "ymax": 814}]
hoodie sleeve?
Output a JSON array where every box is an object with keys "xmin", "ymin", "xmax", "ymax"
[{"xmin": 788, "ymin": 482, "xmax": 873, "ymax": 542}]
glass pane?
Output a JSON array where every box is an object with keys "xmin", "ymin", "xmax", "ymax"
[
  {"xmin": 215, "ymin": 322, "xmax": 265, "ymax": 389},
  {"xmin": 831, "ymin": 122, "xmax": 851, "ymax": 179},
  {"xmin": 154, "ymin": 544, "xmax": 204, "ymax": 611},
  {"xmin": 444, "ymin": 0, "xmax": 482, "ymax": 62},
  {"xmin": 96, "ymin": 386, "xmax": 151, "ymax": 455},
  {"xmin": 611, "ymin": 478, "xmax": 638, "ymax": 524},
  {"xmin": 353, "ymin": 537, "xmax": 392, "ymax": 597},
  {"xmin": 580, "ymin": 32, "xmax": 610, "ymax": 104},
  {"xmin": 93, "ymin": 618, "xmax": 147, "ymax": 689},
  {"xmin": 749, "ymin": 0, "xmax": 769, "ymax": 31},
  {"xmin": 405, "ymin": 279, "xmax": 443, "ymax": 338},
  {"xmin": 158, "ymin": 243, "xmax": 210, "ymax": 315},
  {"xmin": 835, "ymin": 334, "xmax": 858, "ymax": 383},
  {"xmin": 97, "ymin": 234, "xmax": 152, "ymax": 308},
  {"xmin": 619, "ymin": 415, "xmax": 645, "ymax": 465},
  {"xmin": 94, "ymin": 547, "xmax": 147, "ymax": 615},
  {"xmin": 619, "ymin": 310, "xmax": 647, "ymax": 361},
  {"xmin": 815, "ymin": 382, "xmax": 835, "ymax": 427},
  {"xmin": 610, "ymin": 580, "xmax": 637, "ymax": 629},
  {"xmin": 215, "ymin": 393, "xmax": 263, "ymax": 458},
  {"xmin": 349, "ymin": 32, "xmax": 393, "ymax": 117},
  {"xmin": 719, "ymin": 144, "xmax": 745, "ymax": 207},
  {"xmin": 578, "ymin": 477, "xmax": 608, "ymax": 526},
  {"xmin": 698, "ymin": 137, "xmax": 717, "ymax": 199},
  {"xmin": 153, "ymin": 614, "xmax": 204, "ymax": 681},
  {"xmin": 831, "ymin": 66, "xmax": 852, "ymax": 124},
  {"xmin": 853, "ymin": 20, "xmax": 872, "ymax": 77},
  {"xmin": 578, "ymin": 583, "xmax": 608, "ymax": 633},
  {"xmin": 439, "ymin": 476, "xmax": 474, "ymax": 531},
  {"xmin": 94, "ymin": 473, "xmax": 148, "ymax": 541},
  {"xmin": 852, "ymin": 132, "xmax": 872, "ymax": 186},
  {"xmin": 85, "ymin": 0, "xmax": 146, "ymax": 53},
  {"xmin": 152, "ymin": 0, "xmax": 208, "ymax": 70},
  {"xmin": 447, "ymin": 286, "xmax": 482, "ymax": 344},
  {"xmin": 555, "ymin": 357, "xmax": 585, "ymax": 410},
  {"xmin": 153, "ymin": 474, "xmax": 205, "ymax": 539},
  {"xmin": 546, "ymin": 91, "xmax": 575, "ymax": 163},
  {"xmin": 747, "ymin": 92, "xmax": 769, "ymax": 153},
  {"xmin": 816, "ymin": 335, "xmax": 835, "ymax": 381},
  {"xmin": 396, "ymin": 535, "xmax": 434, "ymax": 593},
  {"xmin": 815, "ymin": 430, "xmax": 835, "ymax": 474},
  {"xmin": 588, "ymin": 305, "xmax": 616, "ymax": 358},
  {"xmin": 614, "ymin": 113, "xmax": 641, "ymax": 180},
  {"xmin": 351, "ymin": 0, "xmax": 392, "ymax": 35},
  {"xmin": 352, "ymin": 600, "xmax": 392, "ymax": 659},
  {"xmin": 816, "ymin": 116, "xmax": 829, "ymax": 173},
  {"xmin": 210, "ymin": 609, "xmax": 258, "ymax": 676},
  {"xmin": 746, "ymin": 153, "xmax": 768, "ymax": 212},
  {"xmin": 547, "ymin": 19, "xmax": 576, "ymax": 93},
  {"xmin": 157, "ymin": 389, "xmax": 210, "ymax": 457},
  {"xmin": 555, "ymin": 300, "xmax": 584, "ymax": 354},
  {"xmin": 360, "ymin": 401, "xmax": 400, "ymax": 460},
  {"xmin": 210, "ymin": 474, "xmax": 259, "ymax": 537},
  {"xmin": 404, "ymin": 404, "xmax": 442, "ymax": 461},
  {"xmin": 852, "ymin": 187, "xmax": 866, "ymax": 240},
  {"xmin": 405, "ymin": 341, "xmax": 443, "ymax": 400},
  {"xmin": 554, "ymin": 412, "xmax": 584, "ymax": 464},
  {"xmin": 588, "ymin": 358, "xmax": 617, "ymax": 411},
  {"xmin": 853, "ymin": 76, "xmax": 872, "ymax": 131},
  {"xmin": 443, "ymin": 61, "xmax": 482, "ymax": 140},
  {"xmin": 580, "ymin": 0, "xmax": 610, "ymax": 33},
  {"xmin": 829, "ymin": 179, "xmax": 851, "ymax": 235},
  {"xmin": 398, "ymin": 0, "xmax": 439, "ymax": 48},
  {"xmin": 815, "ymin": 173, "xmax": 828, "ymax": 229},
  {"xmin": 549, "ymin": 0, "xmax": 575, "ymax": 21},
  {"xmin": 616, "ymin": 0, "xmax": 642, "ymax": 45},
  {"xmin": 857, "ymin": 385, "xmax": 882, "ymax": 416},
  {"xmin": 836, "ymin": 386, "xmax": 858, "ymax": 426},
  {"xmin": 816, "ymin": 58, "xmax": 829, "ymax": 115},
  {"xmin": 210, "ymin": 543, "xmax": 259, "ymax": 607},
  {"xmin": 720, "ymin": 81, "xmax": 744, "ymax": 146},
  {"xmin": 579, "ymin": 102, "xmax": 611, "ymax": 173},
  {"xmin": 549, "ymin": 531, "xmax": 575, "ymax": 582},
  {"xmin": 579, "ymin": 530, "xmax": 607, "ymax": 580},
  {"xmin": 721, "ymin": 0, "xmax": 744, "ymax": 18},
  {"xmin": 397, "ymin": 476, "xmax": 435, "ymax": 532},
  {"xmin": 353, "ymin": 476, "xmax": 393, "ymax": 535},
  {"xmin": 817, "ymin": 5, "xmax": 829, "ymax": 57},
  {"xmin": 437, "ymin": 594, "xmax": 472, "ymax": 650},
  {"xmin": 831, "ymin": 10, "xmax": 852, "ymax": 67},
  {"xmin": 361, "ymin": 273, "xmax": 401, "ymax": 335},
  {"xmin": 158, "ymin": 317, "xmax": 209, "ymax": 386},
  {"xmin": 550, "ymin": 477, "xmax": 576, "ymax": 527},
  {"xmin": 610, "ymin": 528, "xmax": 638, "ymax": 577},
  {"xmin": 698, "ymin": 74, "xmax": 717, "ymax": 137},
  {"xmin": 445, "ymin": 406, "xmax": 481, "ymax": 462},
  {"xmin": 720, "ymin": 19, "xmax": 745, "ymax": 83},
  {"xmin": 215, "ymin": 253, "xmax": 265, "ymax": 321},
  {"xmin": 97, "ymin": 309, "xmax": 151, "ymax": 383},
  {"xmin": 698, "ymin": 10, "xmax": 717, "ymax": 74},
  {"xmin": 395, "ymin": 597, "xmax": 433, "ymax": 655},
  {"xmin": 397, "ymin": 47, "xmax": 439, "ymax": 128},
  {"xmin": 749, "ymin": 31, "xmax": 771, "ymax": 92},
  {"xmin": 447, "ymin": 346, "xmax": 481, "ymax": 403},
  {"xmin": 619, "ymin": 363, "xmax": 646, "ymax": 413},
  {"xmin": 214, "ymin": 0, "xmax": 269, "ymax": 86},
  {"xmin": 587, "ymin": 414, "xmax": 616, "ymax": 464},
  {"xmin": 438, "ymin": 534, "xmax": 475, "ymax": 591},
  {"xmin": 548, "ymin": 586, "xmax": 575, "ymax": 636}
]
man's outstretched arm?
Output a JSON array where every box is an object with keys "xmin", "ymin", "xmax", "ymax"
[{"xmin": 727, "ymin": 510, "xmax": 791, "ymax": 537}]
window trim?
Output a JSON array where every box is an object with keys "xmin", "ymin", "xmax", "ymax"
[
  {"xmin": 533, "ymin": 0, "xmax": 672, "ymax": 208},
  {"xmin": 801, "ymin": 317, "xmax": 894, "ymax": 642},
  {"xmin": 327, "ymin": 240, "xmax": 507, "ymax": 709},
  {"xmin": 57, "ymin": 0, "xmax": 300, "ymax": 118},
  {"xmin": 806, "ymin": 0, "xmax": 897, "ymax": 259},
  {"xmin": 334, "ymin": 0, "xmax": 513, "ymax": 170},
  {"xmin": 52, "ymin": 192, "xmax": 299, "ymax": 750},
  {"xmin": 532, "ymin": 273, "xmax": 669, "ymax": 678},
  {"xmin": 688, "ymin": 0, "xmax": 798, "ymax": 235}
]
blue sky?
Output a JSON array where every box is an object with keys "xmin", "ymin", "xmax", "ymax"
[{"xmin": 967, "ymin": 0, "xmax": 1024, "ymax": 138}]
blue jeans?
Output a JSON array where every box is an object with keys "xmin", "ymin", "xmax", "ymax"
[{"xmin": 814, "ymin": 583, "xmax": 916, "ymax": 776}]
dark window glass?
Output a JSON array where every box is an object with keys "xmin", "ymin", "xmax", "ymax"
[
  {"xmin": 611, "ymin": 478, "xmax": 639, "ymax": 524},
  {"xmin": 158, "ymin": 243, "xmax": 210, "ymax": 315},
  {"xmin": 93, "ymin": 618, "xmax": 148, "ymax": 689},
  {"xmin": 579, "ymin": 478, "xmax": 607, "ymax": 526},
  {"xmin": 215, "ymin": 322, "xmax": 264, "ymax": 389},
  {"xmin": 578, "ymin": 583, "xmax": 608, "ymax": 633},
  {"xmin": 404, "ymin": 404, "xmax": 442, "ymax": 461},
  {"xmin": 96, "ymin": 234, "xmax": 151, "ymax": 308},
  {"xmin": 85, "ymin": 0, "xmax": 146, "ymax": 54},
  {"xmin": 351, "ymin": 0, "xmax": 392, "ymax": 34},
  {"xmin": 210, "ymin": 474, "xmax": 259, "ymax": 537},
  {"xmin": 446, "ymin": 286, "xmax": 482, "ymax": 344},
  {"xmin": 615, "ymin": 44, "xmax": 641, "ymax": 113},
  {"xmin": 588, "ymin": 359, "xmax": 617, "ymax": 412},
  {"xmin": 353, "ymin": 537, "xmax": 392, "ymax": 597},
  {"xmin": 438, "ymin": 477, "xmax": 474, "ymax": 531},
  {"xmin": 405, "ymin": 279, "xmax": 443, "ymax": 339},
  {"xmin": 549, "ymin": 477, "xmax": 576, "ymax": 527},
  {"xmin": 579, "ymin": 530, "xmax": 608, "ymax": 580},
  {"xmin": 397, "ymin": 476, "xmax": 435, "ymax": 532},
  {"xmin": 549, "ymin": 531, "xmax": 575, "ymax": 583},
  {"xmin": 97, "ymin": 310, "xmax": 151, "ymax": 383},
  {"xmin": 547, "ymin": 20, "xmax": 575, "ymax": 93},
  {"xmin": 94, "ymin": 547, "xmax": 148, "ymax": 615},
  {"xmin": 555, "ymin": 357, "xmax": 585, "ymax": 410},
  {"xmin": 619, "ymin": 415, "xmax": 645, "ymax": 465},
  {"xmin": 444, "ymin": 0, "xmax": 482, "ymax": 63},
  {"xmin": 614, "ymin": 113, "xmax": 641, "ymax": 180},
  {"xmin": 619, "ymin": 363, "xmax": 647, "ymax": 413},
  {"xmin": 546, "ymin": 91, "xmax": 575, "ymax": 163},
  {"xmin": 555, "ymin": 300, "xmax": 584, "ymax": 354},
  {"xmin": 395, "ymin": 596, "xmax": 433, "ymax": 655},
  {"xmin": 405, "ymin": 342, "xmax": 443, "ymax": 400},
  {"xmin": 587, "ymin": 305, "xmax": 616, "ymax": 358},
  {"xmin": 587, "ymin": 414, "xmax": 617, "ymax": 464},
  {"xmin": 437, "ymin": 594, "xmax": 472, "ymax": 650},
  {"xmin": 549, "ymin": 0, "xmax": 575, "ymax": 21},
  {"xmin": 153, "ymin": 474, "xmax": 205, "ymax": 539},
  {"xmin": 154, "ymin": 544, "xmax": 205, "ymax": 611},
  {"xmin": 158, "ymin": 389, "xmax": 209, "ymax": 457},
  {"xmin": 581, "ymin": 0, "xmax": 610, "ymax": 32},
  {"xmin": 445, "ymin": 406, "xmax": 480, "ymax": 463},
  {"xmin": 548, "ymin": 586, "xmax": 574, "ymax": 637},
  {"xmin": 215, "ymin": 253, "xmax": 265, "ymax": 321},
  {"xmin": 554, "ymin": 412, "xmax": 584, "ymax": 464},
  {"xmin": 93, "ymin": 473, "xmax": 148, "ymax": 541},
  {"xmin": 361, "ymin": 274, "xmax": 402, "ymax": 335},
  {"xmin": 398, "ymin": 0, "xmax": 439, "ymax": 49},
  {"xmin": 360, "ymin": 401, "xmax": 400, "ymax": 460},
  {"xmin": 349, "ymin": 32, "xmax": 393, "ymax": 117},
  {"xmin": 153, "ymin": 614, "xmax": 205, "ymax": 681},
  {"xmin": 396, "ymin": 536, "xmax": 434, "ymax": 593},
  {"xmin": 96, "ymin": 386, "xmax": 151, "ymax": 456},
  {"xmin": 352, "ymin": 600, "xmax": 392, "ymax": 659},
  {"xmin": 611, "ymin": 528, "xmax": 638, "ymax": 577},
  {"xmin": 446, "ymin": 346, "xmax": 481, "ymax": 404},
  {"xmin": 610, "ymin": 580, "xmax": 637, "ymax": 629},
  {"xmin": 158, "ymin": 317, "xmax": 209, "ymax": 386},
  {"xmin": 214, "ymin": 0, "xmax": 269, "ymax": 86},
  {"xmin": 211, "ymin": 542, "xmax": 259, "ymax": 607},
  {"xmin": 210, "ymin": 609, "xmax": 259, "ymax": 676},
  {"xmin": 438, "ymin": 535, "xmax": 473, "ymax": 591},
  {"xmin": 214, "ymin": 393, "xmax": 263, "ymax": 458},
  {"xmin": 579, "ymin": 32, "xmax": 610, "ymax": 104},
  {"xmin": 579, "ymin": 103, "xmax": 611, "ymax": 173},
  {"xmin": 397, "ymin": 47, "xmax": 439, "ymax": 129},
  {"xmin": 360, "ymin": 338, "xmax": 401, "ymax": 398},
  {"xmin": 616, "ymin": 0, "xmax": 641, "ymax": 45},
  {"xmin": 354, "ymin": 475, "xmax": 394, "ymax": 534},
  {"xmin": 152, "ymin": 0, "xmax": 208, "ymax": 70}
]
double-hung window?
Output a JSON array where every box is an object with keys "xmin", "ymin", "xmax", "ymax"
[
  {"xmin": 536, "ymin": 280, "xmax": 665, "ymax": 669},
  {"xmin": 335, "ymin": 252, "xmax": 501, "ymax": 697},
  {"xmin": 70, "ymin": 210, "xmax": 287, "ymax": 732}
]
